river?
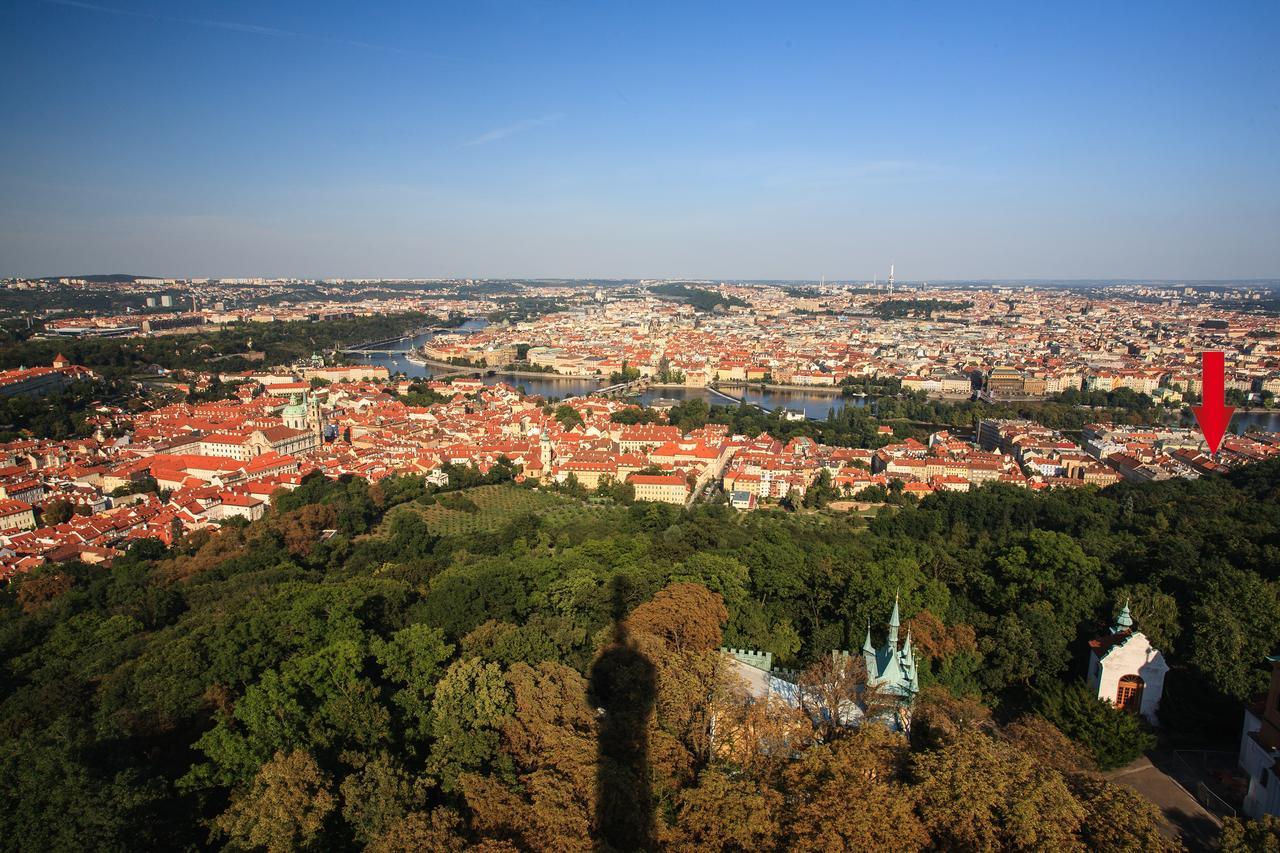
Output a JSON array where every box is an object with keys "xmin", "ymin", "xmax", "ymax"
[{"xmin": 349, "ymin": 326, "xmax": 1280, "ymax": 432}]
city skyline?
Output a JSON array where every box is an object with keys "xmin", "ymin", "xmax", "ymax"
[{"xmin": 3, "ymin": 0, "xmax": 1279, "ymax": 280}]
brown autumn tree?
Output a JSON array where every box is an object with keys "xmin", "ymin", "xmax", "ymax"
[
  {"xmin": 909, "ymin": 685, "xmax": 995, "ymax": 751},
  {"xmin": 461, "ymin": 662, "xmax": 598, "ymax": 852},
  {"xmin": 781, "ymin": 725, "xmax": 928, "ymax": 852},
  {"xmin": 626, "ymin": 582, "xmax": 728, "ymax": 655},
  {"xmin": 622, "ymin": 583, "xmax": 732, "ymax": 792},
  {"xmin": 660, "ymin": 767, "xmax": 783, "ymax": 852},
  {"xmin": 369, "ymin": 808, "xmax": 468, "ymax": 853},
  {"xmin": 1220, "ymin": 814, "xmax": 1280, "ymax": 853},
  {"xmin": 906, "ymin": 608, "xmax": 978, "ymax": 660},
  {"xmin": 278, "ymin": 503, "xmax": 337, "ymax": 556},
  {"xmin": 1002, "ymin": 713, "xmax": 1097, "ymax": 774},
  {"xmin": 913, "ymin": 729, "xmax": 1087, "ymax": 851},
  {"xmin": 1070, "ymin": 774, "xmax": 1180, "ymax": 852},
  {"xmin": 632, "ymin": 630, "xmax": 730, "ymax": 779},
  {"xmin": 368, "ymin": 808, "xmax": 475, "ymax": 853},
  {"xmin": 161, "ymin": 525, "xmax": 249, "ymax": 582},
  {"xmin": 707, "ymin": 680, "xmax": 815, "ymax": 786},
  {"xmin": 214, "ymin": 750, "xmax": 336, "ymax": 853},
  {"xmin": 15, "ymin": 571, "xmax": 73, "ymax": 614}
]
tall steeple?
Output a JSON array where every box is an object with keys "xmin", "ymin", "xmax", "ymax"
[
  {"xmin": 887, "ymin": 591, "xmax": 901, "ymax": 648},
  {"xmin": 308, "ymin": 393, "xmax": 325, "ymax": 444},
  {"xmin": 862, "ymin": 619, "xmax": 875, "ymax": 655}
]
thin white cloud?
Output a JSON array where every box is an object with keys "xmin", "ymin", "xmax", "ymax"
[
  {"xmin": 463, "ymin": 114, "xmax": 564, "ymax": 147},
  {"xmin": 39, "ymin": 0, "xmax": 451, "ymax": 59}
]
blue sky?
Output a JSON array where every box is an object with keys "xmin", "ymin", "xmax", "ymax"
[{"xmin": 2, "ymin": 0, "xmax": 1278, "ymax": 280}]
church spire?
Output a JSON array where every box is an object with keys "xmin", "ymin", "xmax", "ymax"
[
  {"xmin": 862, "ymin": 619, "xmax": 875, "ymax": 655},
  {"xmin": 1111, "ymin": 599, "xmax": 1134, "ymax": 634},
  {"xmin": 887, "ymin": 591, "xmax": 901, "ymax": 648}
]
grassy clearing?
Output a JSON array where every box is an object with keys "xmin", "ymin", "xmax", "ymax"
[{"xmin": 386, "ymin": 484, "xmax": 624, "ymax": 537}]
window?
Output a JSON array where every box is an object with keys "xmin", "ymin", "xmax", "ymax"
[{"xmin": 1116, "ymin": 674, "xmax": 1144, "ymax": 712}]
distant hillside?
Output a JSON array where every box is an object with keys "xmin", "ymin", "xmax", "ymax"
[{"xmin": 36, "ymin": 274, "xmax": 160, "ymax": 284}]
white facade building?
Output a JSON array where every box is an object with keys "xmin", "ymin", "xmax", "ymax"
[
  {"xmin": 1239, "ymin": 656, "xmax": 1280, "ymax": 820},
  {"xmin": 1086, "ymin": 602, "xmax": 1168, "ymax": 724}
]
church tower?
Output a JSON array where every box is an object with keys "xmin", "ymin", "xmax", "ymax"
[
  {"xmin": 539, "ymin": 431, "xmax": 553, "ymax": 472},
  {"xmin": 307, "ymin": 392, "xmax": 326, "ymax": 444},
  {"xmin": 860, "ymin": 592, "xmax": 920, "ymax": 704}
]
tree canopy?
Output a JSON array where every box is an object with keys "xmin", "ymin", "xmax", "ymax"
[{"xmin": 3, "ymin": 459, "xmax": 1278, "ymax": 848}]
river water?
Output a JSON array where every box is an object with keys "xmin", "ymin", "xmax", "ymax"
[{"xmin": 351, "ymin": 326, "xmax": 1280, "ymax": 432}]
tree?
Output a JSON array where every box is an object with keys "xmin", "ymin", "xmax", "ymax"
[
  {"xmin": 781, "ymin": 727, "xmax": 927, "ymax": 851},
  {"xmin": 913, "ymin": 730, "xmax": 1086, "ymax": 851},
  {"xmin": 190, "ymin": 639, "xmax": 391, "ymax": 790},
  {"xmin": 1221, "ymin": 815, "xmax": 1280, "ymax": 853},
  {"xmin": 667, "ymin": 553, "xmax": 750, "ymax": 611},
  {"xmin": 668, "ymin": 397, "xmax": 709, "ymax": 433},
  {"xmin": 609, "ymin": 359, "xmax": 641, "ymax": 384},
  {"xmin": 214, "ymin": 750, "xmax": 336, "ymax": 853},
  {"xmin": 461, "ymin": 663, "xmax": 598, "ymax": 850},
  {"xmin": 277, "ymin": 503, "xmax": 337, "ymax": 557},
  {"xmin": 796, "ymin": 653, "xmax": 887, "ymax": 741},
  {"xmin": 1036, "ymin": 680, "xmax": 1156, "ymax": 770},
  {"xmin": 662, "ymin": 768, "xmax": 782, "ymax": 852},
  {"xmin": 802, "ymin": 468, "xmax": 837, "ymax": 509},
  {"xmin": 14, "ymin": 571, "xmax": 73, "ymax": 614},
  {"xmin": 1071, "ymin": 774, "xmax": 1178, "ymax": 852},
  {"xmin": 339, "ymin": 752, "xmax": 427, "ymax": 844},
  {"xmin": 1110, "ymin": 584, "xmax": 1180, "ymax": 655},
  {"xmin": 1001, "ymin": 714, "xmax": 1096, "ymax": 774},
  {"xmin": 1187, "ymin": 568, "xmax": 1280, "ymax": 700},
  {"xmin": 41, "ymin": 499, "xmax": 75, "ymax": 526},
  {"xmin": 554, "ymin": 404, "xmax": 583, "ymax": 430},
  {"xmin": 907, "ymin": 686, "xmax": 995, "ymax": 752},
  {"xmin": 627, "ymin": 583, "xmax": 728, "ymax": 655},
  {"xmin": 370, "ymin": 809, "xmax": 471, "ymax": 853},
  {"xmin": 428, "ymin": 658, "xmax": 513, "ymax": 792},
  {"xmin": 372, "ymin": 623, "xmax": 454, "ymax": 747}
]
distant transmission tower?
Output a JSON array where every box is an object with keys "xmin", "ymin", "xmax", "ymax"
[{"xmin": 888, "ymin": 264, "xmax": 895, "ymax": 289}]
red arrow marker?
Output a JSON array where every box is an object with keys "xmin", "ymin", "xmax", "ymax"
[{"xmin": 1192, "ymin": 351, "xmax": 1234, "ymax": 456}]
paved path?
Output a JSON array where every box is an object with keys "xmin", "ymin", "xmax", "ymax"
[{"xmin": 1106, "ymin": 754, "xmax": 1221, "ymax": 851}]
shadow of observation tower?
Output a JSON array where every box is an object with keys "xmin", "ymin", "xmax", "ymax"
[{"xmin": 587, "ymin": 577, "xmax": 656, "ymax": 852}]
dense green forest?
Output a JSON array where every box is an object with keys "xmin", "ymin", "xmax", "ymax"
[
  {"xmin": 0, "ymin": 314, "xmax": 429, "ymax": 378},
  {"xmin": 872, "ymin": 299, "xmax": 974, "ymax": 319},
  {"xmin": 3, "ymin": 462, "xmax": 1279, "ymax": 850},
  {"xmin": 0, "ymin": 378, "xmax": 141, "ymax": 441},
  {"xmin": 648, "ymin": 284, "xmax": 749, "ymax": 313}
]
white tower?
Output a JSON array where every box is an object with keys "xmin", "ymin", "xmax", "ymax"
[{"xmin": 888, "ymin": 264, "xmax": 895, "ymax": 289}]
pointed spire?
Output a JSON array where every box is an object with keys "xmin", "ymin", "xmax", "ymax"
[
  {"xmin": 887, "ymin": 590, "xmax": 901, "ymax": 648},
  {"xmin": 862, "ymin": 619, "xmax": 875, "ymax": 655},
  {"xmin": 1112, "ymin": 598, "xmax": 1134, "ymax": 634}
]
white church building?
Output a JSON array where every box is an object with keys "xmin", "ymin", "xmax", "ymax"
[{"xmin": 1086, "ymin": 601, "xmax": 1168, "ymax": 724}]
